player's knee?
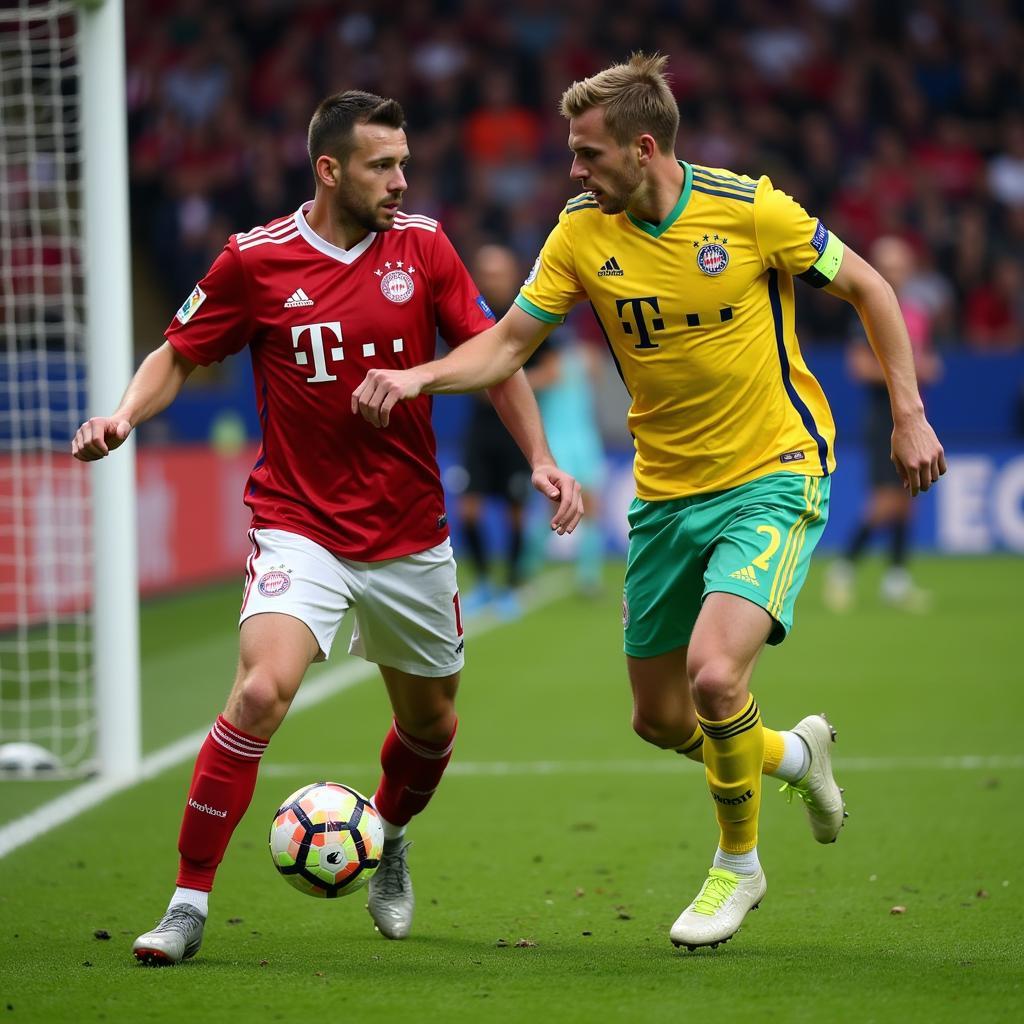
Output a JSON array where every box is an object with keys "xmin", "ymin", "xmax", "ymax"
[
  {"xmin": 230, "ymin": 670, "xmax": 290, "ymax": 735},
  {"xmin": 395, "ymin": 702, "xmax": 457, "ymax": 745},
  {"xmin": 687, "ymin": 656, "xmax": 745, "ymax": 713},
  {"xmin": 631, "ymin": 708, "xmax": 679, "ymax": 749}
]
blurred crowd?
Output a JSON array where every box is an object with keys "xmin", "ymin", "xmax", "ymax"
[{"xmin": 125, "ymin": 0, "xmax": 1024, "ymax": 349}]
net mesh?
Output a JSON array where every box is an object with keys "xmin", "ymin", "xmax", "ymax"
[{"xmin": 0, "ymin": 0, "xmax": 94, "ymax": 776}]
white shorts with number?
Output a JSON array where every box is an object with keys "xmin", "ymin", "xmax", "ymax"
[{"xmin": 239, "ymin": 529, "xmax": 465, "ymax": 677}]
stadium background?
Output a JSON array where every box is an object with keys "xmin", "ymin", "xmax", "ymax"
[
  {"xmin": 1, "ymin": 5, "xmax": 1021, "ymax": 1019},
  {"xmin": 1, "ymin": 0, "xmax": 1021, "ymax": 618},
  {"xmin": 99, "ymin": 0, "xmax": 1022, "ymax": 596}
]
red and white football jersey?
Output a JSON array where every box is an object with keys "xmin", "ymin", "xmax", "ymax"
[{"xmin": 165, "ymin": 204, "xmax": 496, "ymax": 561}]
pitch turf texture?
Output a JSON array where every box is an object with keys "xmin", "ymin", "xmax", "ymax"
[{"xmin": 1, "ymin": 556, "xmax": 1021, "ymax": 1023}]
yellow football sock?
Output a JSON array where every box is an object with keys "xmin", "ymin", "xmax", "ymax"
[
  {"xmin": 675, "ymin": 724, "xmax": 705, "ymax": 761},
  {"xmin": 697, "ymin": 695, "xmax": 764, "ymax": 855},
  {"xmin": 676, "ymin": 721, "xmax": 784, "ymax": 777},
  {"xmin": 762, "ymin": 728, "xmax": 784, "ymax": 775}
]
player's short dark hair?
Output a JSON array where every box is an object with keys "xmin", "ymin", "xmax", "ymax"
[
  {"xmin": 307, "ymin": 91, "xmax": 406, "ymax": 172},
  {"xmin": 560, "ymin": 52, "xmax": 679, "ymax": 153}
]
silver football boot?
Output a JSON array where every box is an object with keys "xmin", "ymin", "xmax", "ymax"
[
  {"xmin": 367, "ymin": 839, "xmax": 414, "ymax": 939},
  {"xmin": 132, "ymin": 905, "xmax": 206, "ymax": 966}
]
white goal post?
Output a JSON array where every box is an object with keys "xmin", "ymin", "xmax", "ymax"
[{"xmin": 0, "ymin": 0, "xmax": 139, "ymax": 781}]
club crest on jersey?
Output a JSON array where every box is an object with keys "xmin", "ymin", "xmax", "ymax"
[
  {"xmin": 379, "ymin": 265, "xmax": 415, "ymax": 304},
  {"xmin": 176, "ymin": 284, "xmax": 206, "ymax": 324},
  {"xmin": 696, "ymin": 241, "xmax": 730, "ymax": 276},
  {"xmin": 257, "ymin": 566, "xmax": 292, "ymax": 597}
]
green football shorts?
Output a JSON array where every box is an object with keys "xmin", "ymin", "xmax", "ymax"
[{"xmin": 623, "ymin": 472, "xmax": 830, "ymax": 657}]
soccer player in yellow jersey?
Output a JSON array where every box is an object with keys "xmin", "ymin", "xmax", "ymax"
[{"xmin": 354, "ymin": 54, "xmax": 946, "ymax": 950}]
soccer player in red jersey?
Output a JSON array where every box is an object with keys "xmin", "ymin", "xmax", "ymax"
[{"xmin": 72, "ymin": 91, "xmax": 582, "ymax": 965}]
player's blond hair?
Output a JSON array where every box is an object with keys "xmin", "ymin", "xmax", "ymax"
[{"xmin": 559, "ymin": 53, "xmax": 679, "ymax": 152}]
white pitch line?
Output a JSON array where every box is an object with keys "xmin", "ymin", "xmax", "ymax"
[
  {"xmin": 0, "ymin": 572, "xmax": 574, "ymax": 859},
  {"xmin": 258, "ymin": 753, "xmax": 1024, "ymax": 779}
]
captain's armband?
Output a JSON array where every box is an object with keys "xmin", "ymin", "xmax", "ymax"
[{"xmin": 797, "ymin": 222, "xmax": 845, "ymax": 289}]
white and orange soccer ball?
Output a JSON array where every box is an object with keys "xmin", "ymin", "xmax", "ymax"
[{"xmin": 269, "ymin": 782, "xmax": 384, "ymax": 898}]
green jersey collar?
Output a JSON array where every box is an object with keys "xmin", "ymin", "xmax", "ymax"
[{"xmin": 626, "ymin": 161, "xmax": 692, "ymax": 238}]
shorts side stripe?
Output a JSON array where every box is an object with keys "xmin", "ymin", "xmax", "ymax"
[
  {"xmin": 773, "ymin": 479, "xmax": 823, "ymax": 616},
  {"xmin": 769, "ymin": 479, "xmax": 820, "ymax": 618},
  {"xmin": 241, "ymin": 529, "xmax": 261, "ymax": 612},
  {"xmin": 768, "ymin": 477, "xmax": 810, "ymax": 612}
]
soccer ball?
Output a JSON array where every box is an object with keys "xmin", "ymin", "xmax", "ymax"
[{"xmin": 269, "ymin": 781, "xmax": 384, "ymax": 898}]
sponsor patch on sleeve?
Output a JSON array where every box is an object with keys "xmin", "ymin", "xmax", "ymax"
[
  {"xmin": 475, "ymin": 294, "xmax": 495, "ymax": 320},
  {"xmin": 176, "ymin": 284, "xmax": 207, "ymax": 324}
]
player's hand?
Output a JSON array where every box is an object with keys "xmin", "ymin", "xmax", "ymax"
[
  {"xmin": 891, "ymin": 415, "xmax": 946, "ymax": 496},
  {"xmin": 531, "ymin": 464, "xmax": 583, "ymax": 535},
  {"xmin": 352, "ymin": 368, "xmax": 425, "ymax": 428},
  {"xmin": 71, "ymin": 417, "xmax": 132, "ymax": 461}
]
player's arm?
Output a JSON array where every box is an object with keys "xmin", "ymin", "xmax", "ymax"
[
  {"xmin": 71, "ymin": 341, "xmax": 197, "ymax": 461},
  {"xmin": 352, "ymin": 303, "xmax": 554, "ymax": 428},
  {"xmin": 825, "ymin": 248, "xmax": 946, "ymax": 495}
]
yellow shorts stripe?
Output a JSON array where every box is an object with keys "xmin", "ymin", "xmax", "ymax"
[
  {"xmin": 772, "ymin": 479, "xmax": 823, "ymax": 616},
  {"xmin": 768, "ymin": 478, "xmax": 820, "ymax": 618},
  {"xmin": 768, "ymin": 476, "xmax": 811, "ymax": 613},
  {"xmin": 772, "ymin": 479, "xmax": 819, "ymax": 617}
]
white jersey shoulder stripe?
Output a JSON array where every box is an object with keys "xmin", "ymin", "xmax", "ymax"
[
  {"xmin": 238, "ymin": 229, "xmax": 301, "ymax": 252},
  {"xmin": 236, "ymin": 219, "xmax": 296, "ymax": 243},
  {"xmin": 392, "ymin": 220, "xmax": 437, "ymax": 233},
  {"xmin": 237, "ymin": 214, "xmax": 294, "ymax": 237},
  {"xmin": 394, "ymin": 212, "xmax": 438, "ymax": 227}
]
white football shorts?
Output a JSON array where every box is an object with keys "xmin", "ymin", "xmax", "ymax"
[{"xmin": 239, "ymin": 529, "xmax": 465, "ymax": 677}]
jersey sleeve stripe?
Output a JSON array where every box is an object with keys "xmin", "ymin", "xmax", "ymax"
[
  {"xmin": 766, "ymin": 268, "xmax": 830, "ymax": 474},
  {"xmin": 237, "ymin": 230, "xmax": 301, "ymax": 251},
  {"xmin": 691, "ymin": 168, "xmax": 757, "ymax": 191},
  {"xmin": 514, "ymin": 293, "xmax": 565, "ymax": 324},
  {"xmin": 394, "ymin": 213, "xmax": 438, "ymax": 227},
  {"xmin": 237, "ymin": 218, "xmax": 297, "ymax": 242},
  {"xmin": 566, "ymin": 202, "xmax": 600, "ymax": 214},
  {"xmin": 392, "ymin": 221, "xmax": 437, "ymax": 233},
  {"xmin": 691, "ymin": 184, "xmax": 755, "ymax": 204}
]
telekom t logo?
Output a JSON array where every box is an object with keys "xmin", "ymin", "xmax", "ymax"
[
  {"xmin": 291, "ymin": 322, "xmax": 405, "ymax": 382},
  {"xmin": 615, "ymin": 296, "xmax": 665, "ymax": 349}
]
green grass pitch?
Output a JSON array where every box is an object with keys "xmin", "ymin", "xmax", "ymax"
[{"xmin": 1, "ymin": 556, "xmax": 1021, "ymax": 1022}]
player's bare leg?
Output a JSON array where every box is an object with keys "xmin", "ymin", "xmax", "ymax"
[{"xmin": 368, "ymin": 666, "xmax": 459, "ymax": 939}]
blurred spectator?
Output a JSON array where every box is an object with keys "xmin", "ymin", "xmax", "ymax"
[
  {"xmin": 451, "ymin": 245, "xmax": 535, "ymax": 620},
  {"xmin": 525, "ymin": 336, "xmax": 606, "ymax": 597},
  {"xmin": 122, "ymin": 0, "xmax": 1024, "ymax": 358},
  {"xmin": 964, "ymin": 257, "xmax": 1024, "ymax": 351},
  {"xmin": 988, "ymin": 115, "xmax": 1024, "ymax": 208},
  {"xmin": 824, "ymin": 236, "xmax": 943, "ymax": 614}
]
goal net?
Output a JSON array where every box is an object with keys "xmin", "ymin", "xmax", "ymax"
[{"xmin": 1, "ymin": 0, "xmax": 103, "ymax": 778}]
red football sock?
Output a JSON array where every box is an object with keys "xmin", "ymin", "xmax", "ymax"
[
  {"xmin": 373, "ymin": 718, "xmax": 457, "ymax": 827},
  {"xmin": 176, "ymin": 715, "xmax": 268, "ymax": 892}
]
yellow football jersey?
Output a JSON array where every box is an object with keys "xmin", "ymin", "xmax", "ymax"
[{"xmin": 516, "ymin": 162, "xmax": 840, "ymax": 500}]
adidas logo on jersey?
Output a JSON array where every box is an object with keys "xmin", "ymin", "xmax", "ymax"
[
  {"xmin": 729, "ymin": 566, "xmax": 759, "ymax": 587},
  {"xmin": 597, "ymin": 256, "xmax": 624, "ymax": 277},
  {"xmin": 284, "ymin": 288, "xmax": 314, "ymax": 308}
]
